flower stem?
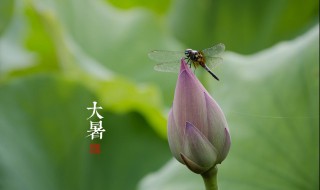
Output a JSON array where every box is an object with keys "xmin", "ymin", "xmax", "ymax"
[{"xmin": 201, "ymin": 166, "xmax": 218, "ymax": 190}]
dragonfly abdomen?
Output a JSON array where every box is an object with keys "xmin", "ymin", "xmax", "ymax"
[{"xmin": 203, "ymin": 64, "xmax": 219, "ymax": 81}]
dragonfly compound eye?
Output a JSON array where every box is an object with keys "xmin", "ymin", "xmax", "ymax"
[{"xmin": 185, "ymin": 49, "xmax": 192, "ymax": 57}]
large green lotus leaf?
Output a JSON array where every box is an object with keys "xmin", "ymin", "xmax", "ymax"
[
  {"xmin": 47, "ymin": 0, "xmax": 180, "ymax": 79},
  {"xmin": 21, "ymin": 0, "xmax": 181, "ymax": 104},
  {"xmin": 138, "ymin": 25, "xmax": 319, "ymax": 190},
  {"xmin": 168, "ymin": 0, "xmax": 319, "ymax": 54},
  {"xmin": 0, "ymin": 74, "xmax": 171, "ymax": 190},
  {"xmin": 1, "ymin": 2, "xmax": 168, "ymax": 138}
]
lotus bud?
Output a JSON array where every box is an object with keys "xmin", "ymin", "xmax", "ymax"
[{"xmin": 167, "ymin": 58, "xmax": 231, "ymax": 174}]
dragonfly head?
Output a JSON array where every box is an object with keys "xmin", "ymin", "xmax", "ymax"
[{"xmin": 185, "ymin": 49, "xmax": 192, "ymax": 58}]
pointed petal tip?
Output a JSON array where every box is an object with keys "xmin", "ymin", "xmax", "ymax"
[
  {"xmin": 217, "ymin": 128, "xmax": 231, "ymax": 163},
  {"xmin": 222, "ymin": 127, "xmax": 231, "ymax": 156},
  {"xmin": 185, "ymin": 121, "xmax": 193, "ymax": 131},
  {"xmin": 179, "ymin": 58, "xmax": 194, "ymax": 76},
  {"xmin": 185, "ymin": 121, "xmax": 204, "ymax": 137},
  {"xmin": 179, "ymin": 58, "xmax": 187, "ymax": 71}
]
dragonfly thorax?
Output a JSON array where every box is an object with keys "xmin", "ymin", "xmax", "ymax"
[{"xmin": 185, "ymin": 49, "xmax": 203, "ymax": 63}]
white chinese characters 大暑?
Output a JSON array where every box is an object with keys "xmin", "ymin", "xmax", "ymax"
[{"xmin": 86, "ymin": 101, "xmax": 105, "ymax": 140}]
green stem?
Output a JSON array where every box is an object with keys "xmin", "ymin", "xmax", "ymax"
[{"xmin": 201, "ymin": 166, "xmax": 218, "ymax": 190}]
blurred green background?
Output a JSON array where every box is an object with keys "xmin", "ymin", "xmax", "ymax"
[{"xmin": 0, "ymin": 0, "xmax": 319, "ymax": 190}]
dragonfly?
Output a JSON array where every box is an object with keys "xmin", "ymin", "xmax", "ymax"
[{"xmin": 148, "ymin": 43, "xmax": 225, "ymax": 81}]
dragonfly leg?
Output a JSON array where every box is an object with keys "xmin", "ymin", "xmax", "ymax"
[
  {"xmin": 184, "ymin": 58, "xmax": 197, "ymax": 74},
  {"xmin": 185, "ymin": 58, "xmax": 192, "ymax": 68}
]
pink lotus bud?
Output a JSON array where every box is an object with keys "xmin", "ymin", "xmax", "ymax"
[{"xmin": 167, "ymin": 58, "xmax": 231, "ymax": 174}]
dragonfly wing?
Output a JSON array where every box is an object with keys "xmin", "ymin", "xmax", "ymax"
[
  {"xmin": 154, "ymin": 61, "xmax": 180, "ymax": 73},
  {"xmin": 204, "ymin": 57, "xmax": 223, "ymax": 70},
  {"xmin": 148, "ymin": 50, "xmax": 185, "ymax": 63},
  {"xmin": 202, "ymin": 43, "xmax": 225, "ymax": 57}
]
